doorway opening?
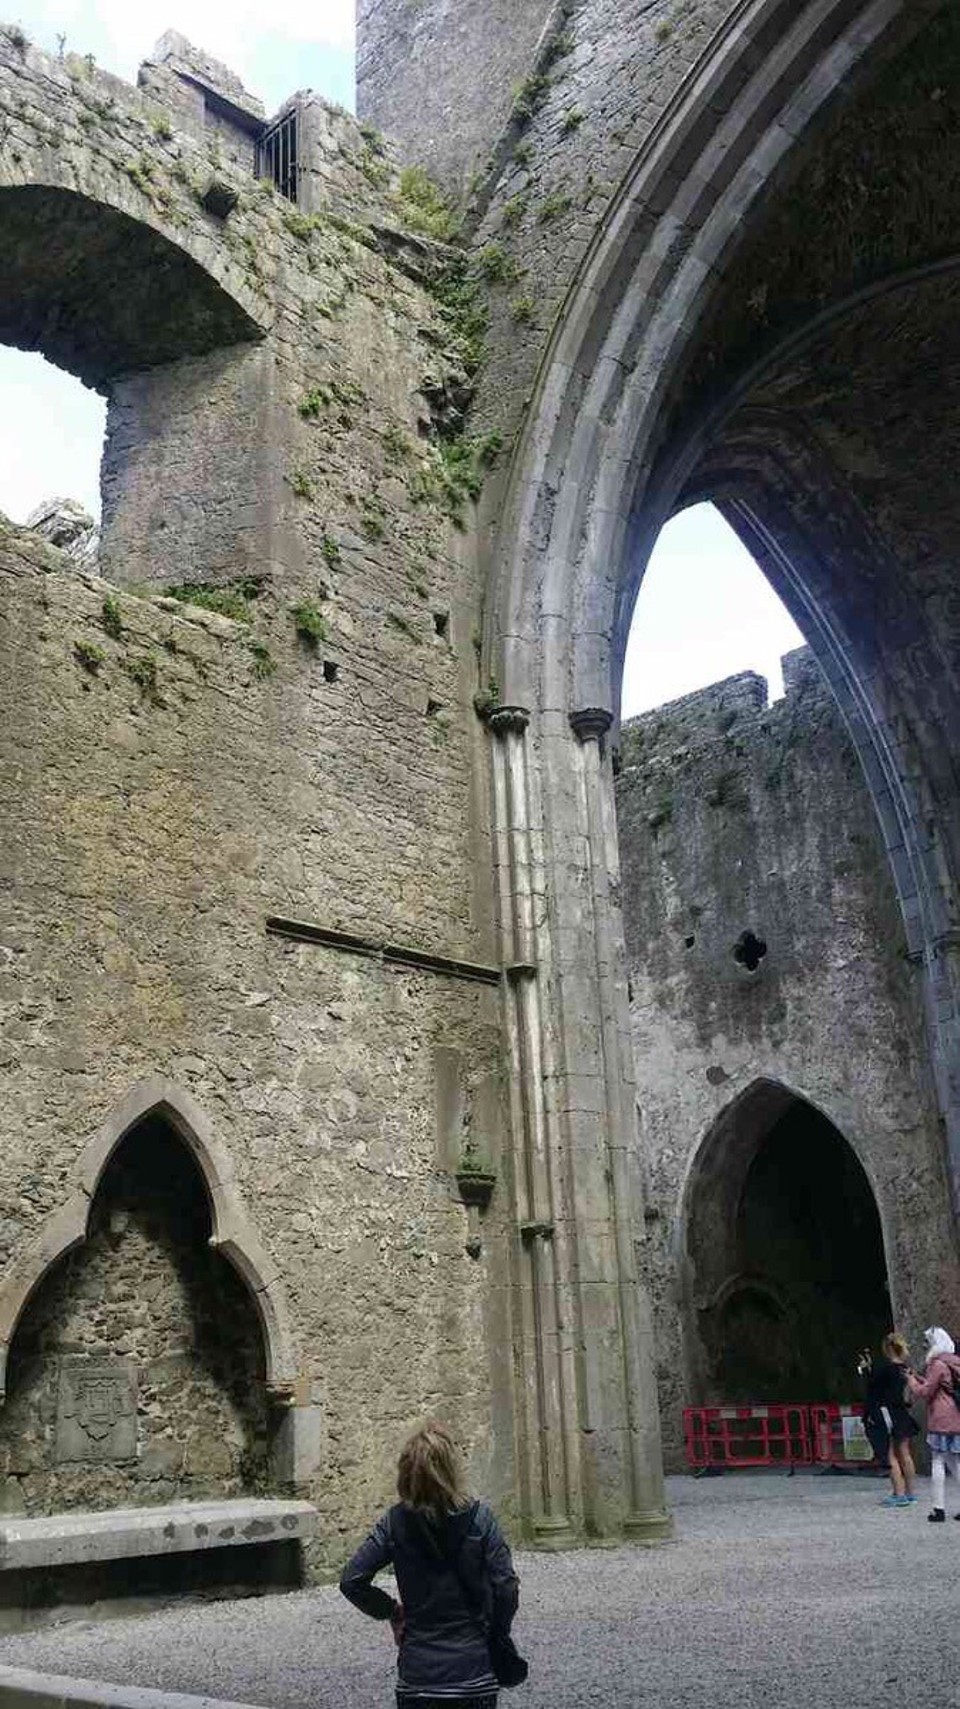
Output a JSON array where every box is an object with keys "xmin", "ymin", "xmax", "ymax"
[{"xmin": 685, "ymin": 1083, "xmax": 889, "ymax": 1404}]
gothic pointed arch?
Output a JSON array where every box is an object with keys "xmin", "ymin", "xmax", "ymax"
[
  {"xmin": 0, "ymin": 1076, "xmax": 297, "ymax": 1401},
  {"xmin": 680, "ymin": 1077, "xmax": 890, "ymax": 1404},
  {"xmin": 469, "ymin": 1, "xmax": 960, "ymax": 1530},
  {"xmin": 489, "ymin": 0, "xmax": 945, "ymax": 710}
]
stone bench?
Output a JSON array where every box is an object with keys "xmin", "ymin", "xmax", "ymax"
[
  {"xmin": 0, "ymin": 1499, "xmax": 318, "ymax": 1631},
  {"xmin": 0, "ymin": 1666, "xmax": 269, "ymax": 1709}
]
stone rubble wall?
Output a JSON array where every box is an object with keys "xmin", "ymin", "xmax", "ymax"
[
  {"xmin": 358, "ymin": 0, "xmax": 734, "ymax": 436},
  {"xmin": 616, "ymin": 651, "xmax": 959, "ymax": 1466},
  {"xmin": 0, "ymin": 27, "xmax": 520, "ymax": 1567},
  {"xmin": 0, "ymin": 514, "xmax": 509, "ymax": 1563}
]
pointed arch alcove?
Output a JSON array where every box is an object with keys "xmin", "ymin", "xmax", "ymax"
[
  {"xmin": 681, "ymin": 1079, "xmax": 890, "ymax": 1406},
  {"xmin": 0, "ymin": 1079, "xmax": 297, "ymax": 1510}
]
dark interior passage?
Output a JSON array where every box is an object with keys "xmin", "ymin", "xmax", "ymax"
[
  {"xmin": 2, "ymin": 1114, "xmax": 271, "ymax": 1514},
  {"xmin": 689, "ymin": 1086, "xmax": 889, "ymax": 1404}
]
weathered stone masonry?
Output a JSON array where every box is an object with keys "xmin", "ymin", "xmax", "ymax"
[
  {"xmin": 361, "ymin": 0, "xmax": 960, "ymax": 1516},
  {"xmin": 616, "ymin": 653, "xmax": 959, "ymax": 1466},
  {"xmin": 5, "ymin": 0, "xmax": 960, "ymax": 1575},
  {"xmin": 0, "ymin": 29, "xmax": 513, "ymax": 1565}
]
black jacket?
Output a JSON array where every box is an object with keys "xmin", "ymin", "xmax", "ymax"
[
  {"xmin": 865, "ymin": 1356, "xmax": 909, "ymax": 1420},
  {"xmin": 340, "ymin": 1499, "xmax": 519, "ymax": 1697}
]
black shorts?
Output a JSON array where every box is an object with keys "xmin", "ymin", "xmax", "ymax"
[
  {"xmin": 864, "ymin": 1417, "xmax": 889, "ymax": 1460},
  {"xmin": 890, "ymin": 1407, "xmax": 919, "ymax": 1444}
]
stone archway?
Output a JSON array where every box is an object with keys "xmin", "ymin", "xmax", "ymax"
[
  {"xmin": 0, "ymin": 42, "xmax": 278, "ymax": 591},
  {"xmin": 1, "ymin": 1106, "xmax": 275, "ymax": 1511},
  {"xmin": 480, "ymin": 1, "xmax": 958, "ymax": 1542},
  {"xmin": 0, "ymin": 185, "xmax": 263, "ymax": 385},
  {"xmin": 0, "ymin": 1077, "xmax": 300, "ymax": 1513},
  {"xmin": 682, "ymin": 1080, "xmax": 890, "ymax": 1407}
]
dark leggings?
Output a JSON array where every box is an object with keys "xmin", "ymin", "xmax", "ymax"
[{"xmin": 396, "ymin": 1697, "xmax": 497, "ymax": 1708}]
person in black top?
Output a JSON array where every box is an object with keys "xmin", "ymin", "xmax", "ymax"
[
  {"xmin": 863, "ymin": 1331, "xmax": 919, "ymax": 1507},
  {"xmin": 340, "ymin": 1421, "xmax": 520, "ymax": 1707}
]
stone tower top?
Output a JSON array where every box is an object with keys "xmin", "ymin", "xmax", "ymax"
[
  {"xmin": 356, "ymin": 0, "xmax": 555, "ymax": 196},
  {"xmin": 143, "ymin": 29, "xmax": 265, "ymax": 124}
]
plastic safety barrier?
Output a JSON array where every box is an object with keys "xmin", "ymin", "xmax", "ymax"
[
  {"xmin": 683, "ymin": 1404, "xmax": 812, "ymax": 1469},
  {"xmin": 683, "ymin": 1402, "xmax": 877, "ymax": 1469},
  {"xmin": 810, "ymin": 1402, "xmax": 875, "ymax": 1466}
]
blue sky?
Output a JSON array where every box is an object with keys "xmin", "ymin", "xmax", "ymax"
[{"xmin": 0, "ymin": 3, "xmax": 804, "ymax": 715}]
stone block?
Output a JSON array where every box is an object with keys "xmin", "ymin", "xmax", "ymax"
[
  {"xmin": 0, "ymin": 1664, "xmax": 269, "ymax": 1709},
  {"xmin": 55, "ymin": 1360, "xmax": 137, "ymax": 1466},
  {"xmin": 137, "ymin": 1438, "xmax": 184, "ymax": 1481},
  {"xmin": 0, "ymin": 1499, "xmax": 317, "ymax": 1571},
  {"xmin": 270, "ymin": 1406, "xmax": 324, "ymax": 1486}
]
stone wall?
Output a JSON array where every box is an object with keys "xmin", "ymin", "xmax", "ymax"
[
  {"xmin": 0, "ymin": 504, "xmax": 509, "ymax": 1562},
  {"xmin": 360, "ymin": 0, "xmax": 736, "ymax": 434},
  {"xmin": 356, "ymin": 0, "xmax": 555, "ymax": 198},
  {"xmin": 0, "ymin": 29, "xmax": 520, "ymax": 1568},
  {"xmin": 6, "ymin": 2, "xmax": 960, "ymax": 1567},
  {"xmin": 616, "ymin": 651, "xmax": 960, "ymax": 1465}
]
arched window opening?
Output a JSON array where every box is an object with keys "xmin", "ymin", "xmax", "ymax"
[
  {"xmin": 0, "ymin": 347, "xmax": 105, "ymax": 539},
  {"xmin": 688, "ymin": 1088, "xmax": 889, "ymax": 1406},
  {"xmin": 621, "ymin": 502, "xmax": 804, "ymax": 719},
  {"xmin": 2, "ymin": 1113, "xmax": 270, "ymax": 1514}
]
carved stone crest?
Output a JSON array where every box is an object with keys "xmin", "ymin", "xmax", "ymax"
[{"xmin": 56, "ymin": 1358, "xmax": 137, "ymax": 1463}]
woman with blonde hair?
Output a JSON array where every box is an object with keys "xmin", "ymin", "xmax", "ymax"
[
  {"xmin": 340, "ymin": 1421, "xmax": 522, "ymax": 1706},
  {"xmin": 863, "ymin": 1331, "xmax": 918, "ymax": 1506}
]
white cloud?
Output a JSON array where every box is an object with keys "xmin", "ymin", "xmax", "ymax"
[
  {"xmin": 0, "ymin": 350, "xmax": 104, "ymax": 523},
  {"xmin": 15, "ymin": 1, "xmax": 354, "ymax": 89},
  {"xmin": 105, "ymin": 0, "xmax": 355, "ymax": 64}
]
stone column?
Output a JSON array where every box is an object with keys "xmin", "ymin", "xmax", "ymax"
[
  {"xmin": 487, "ymin": 705, "xmax": 579, "ymax": 1545},
  {"xmin": 558, "ymin": 706, "xmax": 670, "ymax": 1540},
  {"xmin": 488, "ymin": 693, "xmax": 670, "ymax": 1541},
  {"xmin": 925, "ymin": 931, "xmax": 960, "ymax": 1218}
]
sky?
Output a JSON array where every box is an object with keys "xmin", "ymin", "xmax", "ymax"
[
  {"xmin": 9, "ymin": 0, "xmax": 355, "ymax": 110},
  {"xmin": 0, "ymin": 3, "xmax": 805, "ymax": 715},
  {"xmin": 623, "ymin": 505, "xmax": 804, "ymax": 715}
]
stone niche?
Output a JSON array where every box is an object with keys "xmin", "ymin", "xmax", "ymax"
[{"xmin": 0, "ymin": 1116, "xmax": 271, "ymax": 1515}]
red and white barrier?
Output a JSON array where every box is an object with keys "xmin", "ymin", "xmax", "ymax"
[
  {"xmin": 684, "ymin": 1404, "xmax": 812, "ymax": 1469},
  {"xmin": 683, "ymin": 1401, "xmax": 876, "ymax": 1470}
]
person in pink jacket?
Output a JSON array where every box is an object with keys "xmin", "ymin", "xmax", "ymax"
[{"xmin": 907, "ymin": 1326, "xmax": 960, "ymax": 1522}]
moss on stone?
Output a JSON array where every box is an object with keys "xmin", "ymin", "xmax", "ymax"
[
  {"xmin": 164, "ymin": 580, "xmax": 258, "ymax": 624},
  {"xmin": 290, "ymin": 601, "xmax": 328, "ymax": 646},
  {"xmin": 395, "ymin": 166, "xmax": 459, "ymax": 242}
]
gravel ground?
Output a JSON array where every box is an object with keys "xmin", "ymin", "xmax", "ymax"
[{"xmin": 1, "ymin": 1474, "xmax": 956, "ymax": 1708}]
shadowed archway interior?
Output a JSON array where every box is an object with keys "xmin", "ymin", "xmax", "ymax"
[
  {"xmin": 0, "ymin": 186, "xmax": 262, "ymax": 387},
  {"xmin": 686, "ymin": 1085, "xmax": 889, "ymax": 1405},
  {"xmin": 1, "ymin": 1113, "xmax": 271, "ymax": 1513}
]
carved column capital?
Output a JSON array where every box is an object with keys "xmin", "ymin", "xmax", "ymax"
[
  {"xmin": 569, "ymin": 706, "xmax": 613, "ymax": 743},
  {"xmin": 487, "ymin": 704, "xmax": 531, "ymax": 738}
]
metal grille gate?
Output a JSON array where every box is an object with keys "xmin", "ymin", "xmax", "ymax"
[{"xmin": 257, "ymin": 107, "xmax": 299, "ymax": 203}]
